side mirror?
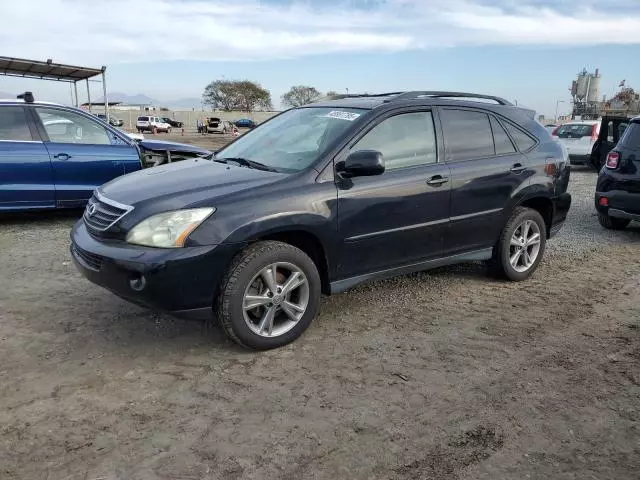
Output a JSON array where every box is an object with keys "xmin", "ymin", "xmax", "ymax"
[{"xmin": 338, "ymin": 150, "xmax": 385, "ymax": 178}]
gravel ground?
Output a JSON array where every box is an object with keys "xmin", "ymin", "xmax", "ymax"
[{"xmin": 0, "ymin": 167, "xmax": 639, "ymax": 479}]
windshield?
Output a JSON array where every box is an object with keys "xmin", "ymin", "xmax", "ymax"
[{"xmin": 216, "ymin": 107, "xmax": 366, "ymax": 172}]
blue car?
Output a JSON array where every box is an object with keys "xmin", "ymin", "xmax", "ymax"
[
  {"xmin": 0, "ymin": 94, "xmax": 211, "ymax": 211},
  {"xmin": 234, "ymin": 118, "xmax": 256, "ymax": 129}
]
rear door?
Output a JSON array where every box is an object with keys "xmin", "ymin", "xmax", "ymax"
[
  {"xmin": 0, "ymin": 105, "xmax": 55, "ymax": 210},
  {"xmin": 336, "ymin": 109, "xmax": 451, "ymax": 278},
  {"xmin": 439, "ymin": 108, "xmax": 534, "ymax": 255},
  {"xmin": 32, "ymin": 106, "xmax": 138, "ymax": 207}
]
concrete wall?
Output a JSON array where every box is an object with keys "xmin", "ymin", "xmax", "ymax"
[{"xmin": 90, "ymin": 108, "xmax": 279, "ymax": 130}]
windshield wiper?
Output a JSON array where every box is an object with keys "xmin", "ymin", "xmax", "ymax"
[{"xmin": 214, "ymin": 157, "xmax": 278, "ymax": 172}]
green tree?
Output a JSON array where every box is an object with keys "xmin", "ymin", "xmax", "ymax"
[
  {"xmin": 203, "ymin": 80, "xmax": 272, "ymax": 112},
  {"xmin": 281, "ymin": 85, "xmax": 322, "ymax": 108}
]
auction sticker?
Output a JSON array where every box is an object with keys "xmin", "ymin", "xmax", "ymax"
[{"xmin": 326, "ymin": 111, "xmax": 361, "ymax": 121}]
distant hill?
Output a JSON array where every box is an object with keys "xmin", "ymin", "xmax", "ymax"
[
  {"xmin": 164, "ymin": 97, "xmax": 203, "ymax": 109},
  {"xmin": 101, "ymin": 92, "xmax": 159, "ymax": 105}
]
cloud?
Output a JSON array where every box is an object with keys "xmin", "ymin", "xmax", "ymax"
[{"xmin": 1, "ymin": 0, "xmax": 640, "ymax": 64}]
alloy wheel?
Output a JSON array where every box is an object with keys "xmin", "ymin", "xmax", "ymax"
[{"xmin": 509, "ymin": 220, "xmax": 541, "ymax": 273}]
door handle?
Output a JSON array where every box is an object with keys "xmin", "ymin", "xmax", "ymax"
[
  {"xmin": 54, "ymin": 153, "xmax": 71, "ymax": 161},
  {"xmin": 426, "ymin": 175, "xmax": 449, "ymax": 186},
  {"xmin": 510, "ymin": 163, "xmax": 526, "ymax": 173}
]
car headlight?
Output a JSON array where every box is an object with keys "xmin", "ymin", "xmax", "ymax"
[{"xmin": 126, "ymin": 208, "xmax": 215, "ymax": 248}]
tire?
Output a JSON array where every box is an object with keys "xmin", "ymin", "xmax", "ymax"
[
  {"xmin": 489, "ymin": 207, "xmax": 547, "ymax": 281},
  {"xmin": 216, "ymin": 241, "xmax": 321, "ymax": 350},
  {"xmin": 598, "ymin": 211, "xmax": 630, "ymax": 230},
  {"xmin": 151, "ymin": 126, "xmax": 157, "ymax": 135},
  {"xmin": 167, "ymin": 128, "xmax": 171, "ymax": 134}
]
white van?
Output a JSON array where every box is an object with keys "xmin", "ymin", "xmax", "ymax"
[
  {"xmin": 551, "ymin": 120, "xmax": 600, "ymax": 165},
  {"xmin": 136, "ymin": 116, "xmax": 171, "ymax": 134}
]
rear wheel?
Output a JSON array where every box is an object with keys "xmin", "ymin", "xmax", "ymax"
[
  {"xmin": 490, "ymin": 207, "xmax": 547, "ymax": 281},
  {"xmin": 151, "ymin": 126, "xmax": 158, "ymax": 134},
  {"xmin": 167, "ymin": 127, "xmax": 171, "ymax": 133},
  {"xmin": 598, "ymin": 211, "xmax": 630, "ymax": 230},
  {"xmin": 216, "ymin": 241, "xmax": 321, "ymax": 350}
]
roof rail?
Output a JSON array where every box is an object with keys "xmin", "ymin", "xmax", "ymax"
[
  {"xmin": 384, "ymin": 91, "xmax": 513, "ymax": 106},
  {"xmin": 330, "ymin": 92, "xmax": 405, "ymax": 99}
]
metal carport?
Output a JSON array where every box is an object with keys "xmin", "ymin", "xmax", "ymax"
[{"xmin": 0, "ymin": 56, "xmax": 109, "ymax": 116}]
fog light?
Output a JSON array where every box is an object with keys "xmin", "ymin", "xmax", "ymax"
[
  {"xmin": 599, "ymin": 197, "xmax": 608, "ymax": 207},
  {"xmin": 130, "ymin": 275, "xmax": 147, "ymax": 291}
]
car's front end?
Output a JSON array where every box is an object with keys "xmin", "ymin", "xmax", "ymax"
[{"xmin": 69, "ymin": 158, "xmax": 289, "ymax": 319}]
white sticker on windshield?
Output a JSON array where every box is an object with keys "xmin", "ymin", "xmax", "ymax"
[{"xmin": 326, "ymin": 110, "xmax": 361, "ymax": 121}]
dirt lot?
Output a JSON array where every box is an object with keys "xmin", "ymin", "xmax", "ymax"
[{"xmin": 0, "ymin": 166, "xmax": 639, "ymax": 479}]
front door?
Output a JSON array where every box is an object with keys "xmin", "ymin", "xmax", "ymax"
[
  {"xmin": 0, "ymin": 105, "xmax": 54, "ymax": 210},
  {"xmin": 336, "ymin": 110, "xmax": 451, "ymax": 279},
  {"xmin": 33, "ymin": 106, "xmax": 132, "ymax": 207},
  {"xmin": 438, "ymin": 108, "xmax": 535, "ymax": 255}
]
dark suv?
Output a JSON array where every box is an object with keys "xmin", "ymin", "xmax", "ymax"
[
  {"xmin": 70, "ymin": 91, "xmax": 571, "ymax": 349},
  {"xmin": 595, "ymin": 116, "xmax": 640, "ymax": 229}
]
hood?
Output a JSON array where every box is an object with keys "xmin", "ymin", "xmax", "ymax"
[
  {"xmin": 138, "ymin": 139, "xmax": 211, "ymax": 155},
  {"xmin": 99, "ymin": 158, "xmax": 286, "ymax": 208}
]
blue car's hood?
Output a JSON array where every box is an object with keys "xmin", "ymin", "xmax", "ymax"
[{"xmin": 138, "ymin": 139, "xmax": 211, "ymax": 155}]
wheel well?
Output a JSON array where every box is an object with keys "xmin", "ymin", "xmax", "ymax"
[
  {"xmin": 255, "ymin": 231, "xmax": 331, "ymax": 295},
  {"xmin": 519, "ymin": 197, "xmax": 553, "ymax": 237}
]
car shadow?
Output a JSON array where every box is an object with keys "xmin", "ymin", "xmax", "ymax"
[{"xmin": 0, "ymin": 208, "xmax": 83, "ymax": 225}]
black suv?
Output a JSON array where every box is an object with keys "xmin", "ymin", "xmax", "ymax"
[
  {"xmin": 70, "ymin": 91, "xmax": 571, "ymax": 349},
  {"xmin": 595, "ymin": 116, "xmax": 640, "ymax": 229}
]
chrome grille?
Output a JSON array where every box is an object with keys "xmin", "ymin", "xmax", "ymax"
[
  {"xmin": 83, "ymin": 193, "xmax": 132, "ymax": 233},
  {"xmin": 71, "ymin": 244, "xmax": 103, "ymax": 271}
]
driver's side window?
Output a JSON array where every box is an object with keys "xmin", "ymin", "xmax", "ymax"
[
  {"xmin": 351, "ymin": 111, "xmax": 437, "ymax": 170},
  {"xmin": 36, "ymin": 107, "xmax": 111, "ymax": 145}
]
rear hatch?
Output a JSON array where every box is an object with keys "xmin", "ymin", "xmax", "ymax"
[
  {"xmin": 555, "ymin": 123, "xmax": 597, "ymax": 156},
  {"xmin": 209, "ymin": 118, "xmax": 221, "ymax": 128},
  {"xmin": 137, "ymin": 116, "xmax": 150, "ymax": 126}
]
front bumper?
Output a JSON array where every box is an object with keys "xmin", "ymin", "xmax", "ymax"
[{"xmin": 70, "ymin": 221, "xmax": 240, "ymax": 320}]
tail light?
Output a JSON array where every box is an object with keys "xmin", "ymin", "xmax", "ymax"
[
  {"xmin": 591, "ymin": 124, "xmax": 598, "ymax": 141},
  {"xmin": 551, "ymin": 126, "xmax": 559, "ymax": 136},
  {"xmin": 606, "ymin": 151, "xmax": 620, "ymax": 169}
]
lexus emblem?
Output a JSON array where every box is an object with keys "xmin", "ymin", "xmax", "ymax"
[{"xmin": 87, "ymin": 203, "xmax": 97, "ymax": 217}]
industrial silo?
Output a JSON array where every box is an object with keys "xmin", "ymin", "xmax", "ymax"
[
  {"xmin": 576, "ymin": 69, "xmax": 589, "ymax": 101},
  {"xmin": 587, "ymin": 68, "xmax": 601, "ymax": 103}
]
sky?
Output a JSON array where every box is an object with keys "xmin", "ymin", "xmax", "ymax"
[{"xmin": 1, "ymin": 0, "xmax": 640, "ymax": 117}]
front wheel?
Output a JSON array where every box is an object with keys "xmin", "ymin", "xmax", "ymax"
[
  {"xmin": 490, "ymin": 207, "xmax": 547, "ymax": 281},
  {"xmin": 598, "ymin": 212, "xmax": 630, "ymax": 230},
  {"xmin": 216, "ymin": 241, "xmax": 321, "ymax": 350}
]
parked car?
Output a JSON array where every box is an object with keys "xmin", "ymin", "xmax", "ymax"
[
  {"xmin": 594, "ymin": 116, "xmax": 640, "ymax": 229},
  {"xmin": 161, "ymin": 117, "xmax": 183, "ymax": 128},
  {"xmin": 590, "ymin": 115, "xmax": 631, "ymax": 170},
  {"xmin": 544, "ymin": 124, "xmax": 557, "ymax": 134},
  {"xmin": 551, "ymin": 120, "xmax": 600, "ymax": 166},
  {"xmin": 206, "ymin": 117, "xmax": 233, "ymax": 134},
  {"xmin": 71, "ymin": 90, "xmax": 571, "ymax": 350},
  {"xmin": 234, "ymin": 118, "xmax": 257, "ymax": 129},
  {"xmin": 96, "ymin": 113, "xmax": 124, "ymax": 127},
  {"xmin": 0, "ymin": 93, "xmax": 212, "ymax": 211},
  {"xmin": 136, "ymin": 116, "xmax": 171, "ymax": 134}
]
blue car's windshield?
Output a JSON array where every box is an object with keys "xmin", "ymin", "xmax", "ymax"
[{"xmin": 216, "ymin": 107, "xmax": 366, "ymax": 173}]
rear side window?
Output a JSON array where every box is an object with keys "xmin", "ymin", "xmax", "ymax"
[
  {"xmin": 440, "ymin": 109, "xmax": 494, "ymax": 161},
  {"xmin": 619, "ymin": 123, "xmax": 640, "ymax": 149},
  {"xmin": 503, "ymin": 122, "xmax": 536, "ymax": 152},
  {"xmin": 490, "ymin": 117, "xmax": 516, "ymax": 155},
  {"xmin": 138, "ymin": 116, "xmax": 149, "ymax": 121},
  {"xmin": 0, "ymin": 106, "xmax": 33, "ymax": 141}
]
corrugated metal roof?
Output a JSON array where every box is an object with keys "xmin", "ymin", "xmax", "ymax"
[{"xmin": 0, "ymin": 56, "xmax": 104, "ymax": 82}]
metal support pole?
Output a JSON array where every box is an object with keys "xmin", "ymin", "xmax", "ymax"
[
  {"xmin": 85, "ymin": 79, "xmax": 91, "ymax": 113},
  {"xmin": 102, "ymin": 68, "xmax": 108, "ymax": 118},
  {"xmin": 73, "ymin": 81, "xmax": 79, "ymax": 108}
]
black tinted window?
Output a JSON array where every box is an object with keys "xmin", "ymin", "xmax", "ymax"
[
  {"xmin": 138, "ymin": 116, "xmax": 149, "ymax": 121},
  {"xmin": 441, "ymin": 109, "xmax": 494, "ymax": 161},
  {"xmin": 490, "ymin": 117, "xmax": 516, "ymax": 155},
  {"xmin": 0, "ymin": 107, "xmax": 33, "ymax": 141},
  {"xmin": 503, "ymin": 122, "xmax": 536, "ymax": 152},
  {"xmin": 619, "ymin": 123, "xmax": 640, "ymax": 148}
]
